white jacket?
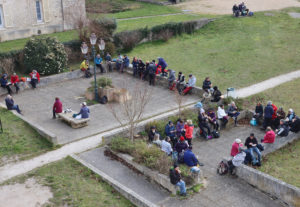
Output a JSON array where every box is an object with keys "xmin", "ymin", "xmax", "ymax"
[
  {"xmin": 217, "ymin": 106, "xmax": 227, "ymax": 119},
  {"xmin": 232, "ymin": 151, "xmax": 246, "ymax": 167}
]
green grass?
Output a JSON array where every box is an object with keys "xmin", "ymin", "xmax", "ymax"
[
  {"xmin": 4, "ymin": 157, "xmax": 134, "ymax": 206},
  {"xmin": 0, "ymin": 108, "xmax": 53, "ymax": 165},
  {"xmin": 126, "ymin": 9, "xmax": 300, "ymax": 91},
  {"xmin": 0, "ymin": 30, "xmax": 77, "ymax": 53},
  {"xmin": 243, "ymin": 78, "xmax": 300, "ymax": 115},
  {"xmin": 116, "ymin": 14, "xmax": 214, "ymax": 32},
  {"xmin": 88, "ymin": 2, "xmax": 180, "ymax": 19},
  {"xmin": 260, "ymin": 140, "xmax": 300, "ymax": 188}
]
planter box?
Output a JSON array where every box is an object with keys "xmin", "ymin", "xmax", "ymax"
[
  {"xmin": 99, "ymin": 87, "xmax": 115, "ymax": 102},
  {"xmin": 113, "ymin": 88, "xmax": 132, "ymax": 103},
  {"xmin": 85, "ymin": 90, "xmax": 95, "ymax": 101}
]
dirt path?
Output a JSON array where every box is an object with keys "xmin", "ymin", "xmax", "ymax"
[
  {"xmin": 174, "ymin": 0, "xmax": 300, "ymax": 14},
  {"xmin": 117, "ymin": 12, "xmax": 184, "ymax": 20}
]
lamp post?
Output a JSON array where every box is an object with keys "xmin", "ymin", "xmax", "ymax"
[
  {"xmin": 98, "ymin": 39, "xmax": 105, "ymax": 57},
  {"xmin": 81, "ymin": 33, "xmax": 99, "ymax": 102}
]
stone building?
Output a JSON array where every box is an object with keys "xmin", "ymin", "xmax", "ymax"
[{"xmin": 0, "ymin": 0, "xmax": 86, "ymax": 42}]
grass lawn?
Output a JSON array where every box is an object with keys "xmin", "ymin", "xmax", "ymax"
[
  {"xmin": 0, "ymin": 30, "xmax": 78, "ymax": 53},
  {"xmin": 88, "ymin": 1, "xmax": 180, "ymax": 19},
  {"xmin": 116, "ymin": 14, "xmax": 214, "ymax": 32},
  {"xmin": 5, "ymin": 157, "xmax": 134, "ymax": 207},
  {"xmin": 243, "ymin": 78, "xmax": 300, "ymax": 115},
  {"xmin": 126, "ymin": 8, "xmax": 300, "ymax": 91},
  {"xmin": 260, "ymin": 140, "xmax": 300, "ymax": 188},
  {"xmin": 0, "ymin": 108, "xmax": 53, "ymax": 166}
]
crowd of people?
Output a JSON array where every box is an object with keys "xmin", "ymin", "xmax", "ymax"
[{"xmin": 232, "ymin": 2, "xmax": 252, "ymax": 17}]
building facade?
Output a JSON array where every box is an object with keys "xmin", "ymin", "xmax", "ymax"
[{"xmin": 0, "ymin": 0, "xmax": 86, "ymax": 42}]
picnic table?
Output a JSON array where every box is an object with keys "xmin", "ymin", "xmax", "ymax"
[{"xmin": 58, "ymin": 111, "xmax": 90, "ymax": 129}]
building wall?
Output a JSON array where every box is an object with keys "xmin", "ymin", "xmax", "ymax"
[{"xmin": 0, "ymin": 0, "xmax": 86, "ymax": 42}]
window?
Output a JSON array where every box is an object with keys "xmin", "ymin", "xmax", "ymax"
[
  {"xmin": 0, "ymin": 6, "xmax": 3, "ymax": 28},
  {"xmin": 35, "ymin": 0, "xmax": 43, "ymax": 23}
]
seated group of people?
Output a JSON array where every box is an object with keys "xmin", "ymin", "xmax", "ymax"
[
  {"xmin": 232, "ymin": 2, "xmax": 251, "ymax": 17},
  {"xmin": 148, "ymin": 120, "xmax": 204, "ymax": 196},
  {"xmin": 254, "ymin": 101, "xmax": 300, "ymax": 137},
  {"xmin": 0, "ymin": 70, "xmax": 40, "ymax": 95}
]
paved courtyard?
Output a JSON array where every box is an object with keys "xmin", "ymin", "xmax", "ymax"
[
  {"xmin": 0, "ymin": 73, "xmax": 199, "ymax": 144},
  {"xmin": 79, "ymin": 126, "xmax": 286, "ymax": 207}
]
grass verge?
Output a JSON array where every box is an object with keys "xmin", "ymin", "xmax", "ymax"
[
  {"xmin": 3, "ymin": 156, "xmax": 134, "ymax": 206},
  {"xmin": 0, "ymin": 108, "xmax": 53, "ymax": 165}
]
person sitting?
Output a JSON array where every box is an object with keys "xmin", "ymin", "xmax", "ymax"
[
  {"xmin": 207, "ymin": 108, "xmax": 219, "ymax": 131},
  {"xmin": 138, "ymin": 59, "xmax": 145, "ymax": 79},
  {"xmin": 261, "ymin": 127, "xmax": 275, "ymax": 143},
  {"xmin": 94, "ymin": 54, "xmax": 105, "ymax": 73},
  {"xmin": 52, "ymin": 97, "xmax": 63, "ymax": 119},
  {"xmin": 121, "ymin": 54, "xmax": 130, "ymax": 73},
  {"xmin": 161, "ymin": 136, "xmax": 173, "ymax": 156},
  {"xmin": 148, "ymin": 60, "xmax": 157, "ymax": 86},
  {"xmin": 274, "ymin": 107, "xmax": 285, "ymax": 129},
  {"xmin": 165, "ymin": 121, "xmax": 176, "ymax": 146},
  {"xmin": 105, "ymin": 53, "xmax": 112, "ymax": 72},
  {"xmin": 1, "ymin": 74, "xmax": 12, "ymax": 95},
  {"xmin": 10, "ymin": 73, "xmax": 20, "ymax": 93},
  {"xmin": 168, "ymin": 69, "xmax": 176, "ymax": 90},
  {"xmin": 263, "ymin": 101, "xmax": 274, "ymax": 130},
  {"xmin": 253, "ymin": 102, "xmax": 263, "ymax": 123},
  {"xmin": 228, "ymin": 101, "xmax": 240, "ymax": 126},
  {"xmin": 286, "ymin": 109, "xmax": 296, "ymax": 126},
  {"xmin": 245, "ymin": 133, "xmax": 261, "ymax": 166},
  {"xmin": 29, "ymin": 70, "xmax": 40, "ymax": 89},
  {"xmin": 211, "ymin": 86, "xmax": 222, "ymax": 102},
  {"xmin": 176, "ymin": 119, "xmax": 185, "ymax": 138},
  {"xmin": 153, "ymin": 133, "xmax": 162, "ymax": 147},
  {"xmin": 231, "ymin": 139, "xmax": 243, "ymax": 157},
  {"xmin": 198, "ymin": 111, "xmax": 212, "ymax": 139},
  {"xmin": 239, "ymin": 2, "xmax": 249, "ymax": 16},
  {"xmin": 227, "ymin": 147, "xmax": 246, "ymax": 174},
  {"xmin": 232, "ymin": 4, "xmax": 239, "ymax": 16},
  {"xmin": 276, "ymin": 120, "xmax": 289, "ymax": 137},
  {"xmin": 271, "ymin": 103, "xmax": 278, "ymax": 128},
  {"xmin": 217, "ymin": 104, "xmax": 228, "ymax": 127},
  {"xmin": 184, "ymin": 146, "xmax": 204, "ymax": 172},
  {"xmin": 170, "ymin": 164, "xmax": 186, "ymax": 196},
  {"xmin": 75, "ymin": 102, "xmax": 90, "ymax": 119},
  {"xmin": 175, "ymin": 136, "xmax": 189, "ymax": 154},
  {"xmin": 5, "ymin": 95, "xmax": 21, "ymax": 114},
  {"xmin": 202, "ymin": 77, "xmax": 212, "ymax": 93},
  {"xmin": 176, "ymin": 71, "xmax": 185, "ymax": 92},
  {"xmin": 184, "ymin": 120, "xmax": 194, "ymax": 145},
  {"xmin": 182, "ymin": 74, "xmax": 196, "ymax": 95},
  {"xmin": 148, "ymin": 126, "xmax": 156, "ymax": 142},
  {"xmin": 116, "ymin": 53, "xmax": 123, "ymax": 71},
  {"xmin": 290, "ymin": 116, "xmax": 300, "ymax": 133},
  {"xmin": 157, "ymin": 57, "xmax": 168, "ymax": 77},
  {"xmin": 80, "ymin": 59, "xmax": 89, "ymax": 71}
]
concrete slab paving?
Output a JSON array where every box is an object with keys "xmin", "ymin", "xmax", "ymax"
[{"xmin": 0, "ymin": 73, "xmax": 199, "ymax": 144}]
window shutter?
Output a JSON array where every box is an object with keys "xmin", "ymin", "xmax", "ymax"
[
  {"xmin": 42, "ymin": 0, "xmax": 51, "ymax": 22},
  {"xmin": 3, "ymin": 3, "xmax": 13, "ymax": 27}
]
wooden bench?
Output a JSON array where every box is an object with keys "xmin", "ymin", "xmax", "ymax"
[{"xmin": 58, "ymin": 112, "xmax": 90, "ymax": 129}]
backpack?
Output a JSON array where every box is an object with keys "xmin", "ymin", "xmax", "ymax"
[
  {"xmin": 178, "ymin": 151, "xmax": 185, "ymax": 164},
  {"xmin": 212, "ymin": 130, "xmax": 220, "ymax": 138},
  {"xmin": 235, "ymin": 11, "xmax": 240, "ymax": 17},
  {"xmin": 99, "ymin": 96, "xmax": 108, "ymax": 104},
  {"xmin": 248, "ymin": 11, "xmax": 254, "ymax": 16},
  {"xmin": 169, "ymin": 169, "xmax": 178, "ymax": 185},
  {"xmin": 217, "ymin": 160, "xmax": 229, "ymax": 175},
  {"xmin": 250, "ymin": 118, "xmax": 257, "ymax": 126}
]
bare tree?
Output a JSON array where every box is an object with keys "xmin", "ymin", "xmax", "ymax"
[
  {"xmin": 108, "ymin": 81, "xmax": 153, "ymax": 141},
  {"xmin": 174, "ymin": 88, "xmax": 184, "ymax": 117}
]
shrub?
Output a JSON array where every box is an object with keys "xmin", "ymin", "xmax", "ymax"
[
  {"xmin": 110, "ymin": 137, "xmax": 135, "ymax": 154},
  {"xmin": 24, "ymin": 37, "xmax": 67, "ymax": 75},
  {"xmin": 95, "ymin": 77, "xmax": 113, "ymax": 88},
  {"xmin": 223, "ymin": 97, "xmax": 244, "ymax": 111},
  {"xmin": 114, "ymin": 29, "xmax": 148, "ymax": 51}
]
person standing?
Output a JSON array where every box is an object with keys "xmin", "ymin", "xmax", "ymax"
[
  {"xmin": 165, "ymin": 121, "xmax": 176, "ymax": 146},
  {"xmin": 263, "ymin": 101, "xmax": 274, "ymax": 130},
  {"xmin": 105, "ymin": 53, "xmax": 112, "ymax": 72},
  {"xmin": 29, "ymin": 70, "xmax": 40, "ymax": 89},
  {"xmin": 10, "ymin": 73, "xmax": 20, "ymax": 93},
  {"xmin": 0, "ymin": 74, "xmax": 12, "ymax": 95},
  {"xmin": 5, "ymin": 95, "xmax": 22, "ymax": 114},
  {"xmin": 52, "ymin": 97, "xmax": 63, "ymax": 119},
  {"xmin": 132, "ymin": 57, "xmax": 139, "ymax": 77},
  {"xmin": 148, "ymin": 60, "xmax": 157, "ymax": 86}
]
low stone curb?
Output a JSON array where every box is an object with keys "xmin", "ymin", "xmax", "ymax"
[{"xmin": 70, "ymin": 154, "xmax": 159, "ymax": 207}]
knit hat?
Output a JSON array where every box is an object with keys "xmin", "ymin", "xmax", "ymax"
[
  {"xmin": 180, "ymin": 136, "xmax": 185, "ymax": 141},
  {"xmin": 235, "ymin": 139, "xmax": 242, "ymax": 144},
  {"xmin": 194, "ymin": 102, "xmax": 203, "ymax": 109}
]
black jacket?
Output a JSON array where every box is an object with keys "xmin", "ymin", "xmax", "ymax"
[
  {"xmin": 212, "ymin": 89, "xmax": 221, "ymax": 98},
  {"xmin": 148, "ymin": 130, "xmax": 155, "ymax": 142},
  {"xmin": 291, "ymin": 117, "xmax": 300, "ymax": 133},
  {"xmin": 278, "ymin": 124, "xmax": 289, "ymax": 137},
  {"xmin": 245, "ymin": 137, "xmax": 258, "ymax": 149},
  {"xmin": 255, "ymin": 105, "xmax": 263, "ymax": 115},
  {"xmin": 170, "ymin": 169, "xmax": 181, "ymax": 185},
  {"xmin": 177, "ymin": 74, "xmax": 185, "ymax": 83},
  {"xmin": 202, "ymin": 80, "xmax": 211, "ymax": 90}
]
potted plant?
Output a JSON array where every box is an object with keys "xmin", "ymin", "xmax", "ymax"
[{"xmin": 97, "ymin": 77, "xmax": 115, "ymax": 101}]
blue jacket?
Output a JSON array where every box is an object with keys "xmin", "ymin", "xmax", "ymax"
[
  {"xmin": 264, "ymin": 105, "xmax": 274, "ymax": 118},
  {"xmin": 0, "ymin": 77, "xmax": 8, "ymax": 87},
  {"xmin": 157, "ymin": 58, "xmax": 167, "ymax": 68},
  {"xmin": 132, "ymin": 60, "xmax": 139, "ymax": 68},
  {"xmin": 78, "ymin": 106, "xmax": 90, "ymax": 118},
  {"xmin": 184, "ymin": 149, "xmax": 199, "ymax": 167},
  {"xmin": 123, "ymin": 57, "xmax": 130, "ymax": 67},
  {"xmin": 94, "ymin": 57, "xmax": 103, "ymax": 65},
  {"xmin": 5, "ymin": 98, "xmax": 14, "ymax": 110},
  {"xmin": 165, "ymin": 124, "xmax": 175, "ymax": 138}
]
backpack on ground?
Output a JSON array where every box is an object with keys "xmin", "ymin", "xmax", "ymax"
[
  {"xmin": 99, "ymin": 96, "xmax": 108, "ymax": 104},
  {"xmin": 217, "ymin": 160, "xmax": 229, "ymax": 175},
  {"xmin": 169, "ymin": 169, "xmax": 178, "ymax": 185},
  {"xmin": 234, "ymin": 11, "xmax": 240, "ymax": 17},
  {"xmin": 212, "ymin": 130, "xmax": 220, "ymax": 138},
  {"xmin": 248, "ymin": 11, "xmax": 254, "ymax": 16}
]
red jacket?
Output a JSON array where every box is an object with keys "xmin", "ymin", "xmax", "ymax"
[
  {"xmin": 184, "ymin": 124, "xmax": 194, "ymax": 139},
  {"xmin": 10, "ymin": 75, "xmax": 20, "ymax": 84},
  {"xmin": 272, "ymin": 104, "xmax": 277, "ymax": 120},
  {"xmin": 263, "ymin": 131, "xmax": 275, "ymax": 143},
  {"xmin": 230, "ymin": 142, "xmax": 240, "ymax": 156},
  {"xmin": 53, "ymin": 99, "xmax": 63, "ymax": 113},
  {"xmin": 29, "ymin": 72, "xmax": 40, "ymax": 82}
]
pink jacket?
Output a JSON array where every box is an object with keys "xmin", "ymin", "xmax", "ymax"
[
  {"xmin": 231, "ymin": 142, "xmax": 240, "ymax": 156},
  {"xmin": 263, "ymin": 131, "xmax": 275, "ymax": 143}
]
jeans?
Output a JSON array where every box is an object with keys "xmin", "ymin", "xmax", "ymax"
[
  {"xmin": 96, "ymin": 64, "xmax": 104, "ymax": 73},
  {"xmin": 198, "ymin": 123, "xmax": 211, "ymax": 138},
  {"xmin": 133, "ymin": 67, "xmax": 138, "ymax": 77},
  {"xmin": 247, "ymin": 147, "xmax": 261, "ymax": 165},
  {"xmin": 149, "ymin": 74, "xmax": 155, "ymax": 86},
  {"xmin": 11, "ymin": 105, "xmax": 21, "ymax": 114},
  {"xmin": 209, "ymin": 120, "xmax": 219, "ymax": 131},
  {"xmin": 190, "ymin": 166, "xmax": 200, "ymax": 173},
  {"xmin": 176, "ymin": 180, "xmax": 186, "ymax": 194},
  {"xmin": 30, "ymin": 79, "xmax": 38, "ymax": 88},
  {"xmin": 229, "ymin": 112, "xmax": 240, "ymax": 125}
]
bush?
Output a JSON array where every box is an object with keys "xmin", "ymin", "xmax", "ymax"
[
  {"xmin": 94, "ymin": 77, "xmax": 113, "ymax": 88},
  {"xmin": 110, "ymin": 137, "xmax": 135, "ymax": 154},
  {"xmin": 113, "ymin": 28, "xmax": 148, "ymax": 51},
  {"xmin": 24, "ymin": 37, "xmax": 67, "ymax": 75},
  {"xmin": 223, "ymin": 97, "xmax": 244, "ymax": 111}
]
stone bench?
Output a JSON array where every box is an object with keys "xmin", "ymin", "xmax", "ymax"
[{"xmin": 58, "ymin": 112, "xmax": 90, "ymax": 129}]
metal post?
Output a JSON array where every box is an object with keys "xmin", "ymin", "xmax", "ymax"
[{"xmin": 92, "ymin": 45, "xmax": 99, "ymax": 102}]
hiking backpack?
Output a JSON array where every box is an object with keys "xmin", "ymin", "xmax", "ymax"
[
  {"xmin": 99, "ymin": 96, "xmax": 108, "ymax": 104},
  {"xmin": 212, "ymin": 130, "xmax": 220, "ymax": 138},
  {"xmin": 217, "ymin": 160, "xmax": 229, "ymax": 175}
]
